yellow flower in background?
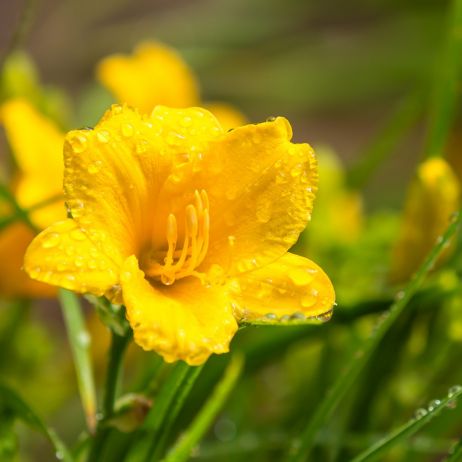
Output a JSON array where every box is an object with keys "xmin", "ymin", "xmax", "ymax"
[
  {"xmin": 96, "ymin": 41, "xmax": 247, "ymax": 131},
  {"xmin": 0, "ymin": 99, "xmax": 65, "ymax": 297},
  {"xmin": 390, "ymin": 158, "xmax": 460, "ymax": 284},
  {"xmin": 307, "ymin": 146, "xmax": 363, "ymax": 248},
  {"xmin": 25, "ymin": 104, "xmax": 335, "ymax": 365}
]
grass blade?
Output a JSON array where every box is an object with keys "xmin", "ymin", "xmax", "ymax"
[
  {"xmin": 0, "ymin": 382, "xmax": 72, "ymax": 461},
  {"xmin": 284, "ymin": 211, "xmax": 461, "ymax": 462},
  {"xmin": 58, "ymin": 289, "xmax": 97, "ymax": 433},
  {"xmin": 351, "ymin": 386, "xmax": 462, "ymax": 462},
  {"xmin": 446, "ymin": 437, "xmax": 462, "ymax": 462},
  {"xmin": 162, "ymin": 354, "xmax": 244, "ymax": 462},
  {"xmin": 425, "ymin": 0, "xmax": 462, "ymax": 158}
]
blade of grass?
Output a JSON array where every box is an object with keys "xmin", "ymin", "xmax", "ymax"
[
  {"xmin": 146, "ymin": 364, "xmax": 204, "ymax": 461},
  {"xmin": 161, "ymin": 354, "xmax": 244, "ymax": 462},
  {"xmin": 0, "ymin": 182, "xmax": 38, "ymax": 233},
  {"xmin": 351, "ymin": 386, "xmax": 462, "ymax": 462},
  {"xmin": 347, "ymin": 91, "xmax": 424, "ymax": 190},
  {"xmin": 284, "ymin": 211, "xmax": 461, "ymax": 462},
  {"xmin": 58, "ymin": 289, "xmax": 97, "ymax": 433},
  {"xmin": 0, "ymin": 382, "xmax": 72, "ymax": 461},
  {"xmin": 424, "ymin": 0, "xmax": 462, "ymax": 158}
]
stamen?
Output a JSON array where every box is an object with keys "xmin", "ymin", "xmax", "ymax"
[{"xmin": 145, "ymin": 189, "xmax": 210, "ymax": 285}]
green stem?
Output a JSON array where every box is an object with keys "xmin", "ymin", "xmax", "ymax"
[
  {"xmin": 446, "ymin": 438, "xmax": 462, "ymax": 461},
  {"xmin": 424, "ymin": 0, "xmax": 462, "ymax": 158},
  {"xmin": 59, "ymin": 289, "xmax": 97, "ymax": 433},
  {"xmin": 284, "ymin": 211, "xmax": 461, "ymax": 462},
  {"xmin": 87, "ymin": 328, "xmax": 131, "ymax": 462}
]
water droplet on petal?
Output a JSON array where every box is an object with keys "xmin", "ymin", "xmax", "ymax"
[
  {"xmin": 301, "ymin": 292, "xmax": 317, "ymax": 308},
  {"xmin": 42, "ymin": 232, "xmax": 60, "ymax": 248},
  {"xmin": 288, "ymin": 268, "xmax": 315, "ymax": 286},
  {"xmin": 87, "ymin": 160, "xmax": 102, "ymax": 174},
  {"xmin": 70, "ymin": 229, "xmax": 86, "ymax": 241},
  {"xmin": 181, "ymin": 116, "xmax": 193, "ymax": 127},
  {"xmin": 122, "ymin": 123, "xmax": 134, "ymax": 137},
  {"xmin": 69, "ymin": 135, "xmax": 88, "ymax": 153},
  {"xmin": 265, "ymin": 313, "xmax": 277, "ymax": 320},
  {"xmin": 96, "ymin": 130, "xmax": 110, "ymax": 143}
]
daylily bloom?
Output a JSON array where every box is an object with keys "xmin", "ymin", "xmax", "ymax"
[
  {"xmin": 0, "ymin": 99, "xmax": 64, "ymax": 297},
  {"xmin": 24, "ymin": 104, "xmax": 335, "ymax": 365},
  {"xmin": 390, "ymin": 158, "xmax": 460, "ymax": 283},
  {"xmin": 96, "ymin": 41, "xmax": 247, "ymax": 130}
]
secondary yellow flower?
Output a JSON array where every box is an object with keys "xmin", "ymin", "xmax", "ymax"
[
  {"xmin": 0, "ymin": 98, "xmax": 64, "ymax": 297},
  {"xmin": 390, "ymin": 158, "xmax": 460, "ymax": 283},
  {"xmin": 24, "ymin": 104, "xmax": 335, "ymax": 365},
  {"xmin": 96, "ymin": 42, "xmax": 247, "ymax": 130}
]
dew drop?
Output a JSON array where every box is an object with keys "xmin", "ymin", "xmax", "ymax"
[
  {"xmin": 77, "ymin": 331, "xmax": 90, "ymax": 347},
  {"xmin": 121, "ymin": 123, "xmax": 134, "ymax": 137},
  {"xmin": 448, "ymin": 385, "xmax": 462, "ymax": 398},
  {"xmin": 266, "ymin": 116, "xmax": 277, "ymax": 122},
  {"xmin": 167, "ymin": 131, "xmax": 185, "ymax": 146},
  {"xmin": 75, "ymin": 256, "xmax": 85, "ymax": 268},
  {"xmin": 228, "ymin": 235, "xmax": 236, "ymax": 246},
  {"xmin": 161, "ymin": 273, "xmax": 175, "ymax": 285},
  {"xmin": 256, "ymin": 199, "xmax": 272, "ymax": 223},
  {"xmin": 280, "ymin": 315, "xmax": 291, "ymax": 322},
  {"xmin": 42, "ymin": 232, "xmax": 60, "ymax": 248},
  {"xmin": 87, "ymin": 160, "xmax": 102, "ymax": 174},
  {"xmin": 55, "ymin": 451, "xmax": 64, "ymax": 460},
  {"xmin": 70, "ymin": 229, "xmax": 86, "ymax": 241},
  {"xmin": 69, "ymin": 135, "xmax": 88, "ymax": 153},
  {"xmin": 291, "ymin": 312, "xmax": 306, "ymax": 320},
  {"xmin": 301, "ymin": 292, "xmax": 317, "ymax": 308},
  {"xmin": 96, "ymin": 130, "xmax": 110, "ymax": 143},
  {"xmin": 181, "ymin": 116, "xmax": 193, "ymax": 127},
  {"xmin": 414, "ymin": 408, "xmax": 428, "ymax": 419},
  {"xmin": 288, "ymin": 268, "xmax": 314, "ymax": 286},
  {"xmin": 265, "ymin": 313, "xmax": 277, "ymax": 320},
  {"xmin": 427, "ymin": 399, "xmax": 441, "ymax": 411}
]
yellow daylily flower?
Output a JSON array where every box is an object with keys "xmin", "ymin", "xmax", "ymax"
[
  {"xmin": 24, "ymin": 104, "xmax": 335, "ymax": 365},
  {"xmin": 0, "ymin": 98, "xmax": 65, "ymax": 297},
  {"xmin": 390, "ymin": 158, "xmax": 460, "ymax": 284},
  {"xmin": 96, "ymin": 41, "xmax": 247, "ymax": 131}
]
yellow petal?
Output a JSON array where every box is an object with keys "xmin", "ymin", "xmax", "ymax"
[
  {"xmin": 160, "ymin": 117, "xmax": 317, "ymax": 275},
  {"xmin": 24, "ymin": 219, "xmax": 119, "ymax": 296},
  {"xmin": 231, "ymin": 252, "xmax": 335, "ymax": 323},
  {"xmin": 121, "ymin": 255, "xmax": 238, "ymax": 365},
  {"xmin": 390, "ymin": 158, "xmax": 460, "ymax": 283},
  {"xmin": 0, "ymin": 222, "xmax": 55, "ymax": 298},
  {"xmin": 204, "ymin": 102, "xmax": 247, "ymax": 131},
  {"xmin": 1, "ymin": 98, "xmax": 65, "ymax": 228},
  {"xmin": 96, "ymin": 42, "xmax": 200, "ymax": 113}
]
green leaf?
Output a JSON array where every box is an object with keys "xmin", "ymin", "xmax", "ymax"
[
  {"xmin": 351, "ymin": 385, "xmax": 462, "ymax": 462},
  {"xmin": 59, "ymin": 289, "xmax": 97, "ymax": 433},
  {"xmin": 284, "ymin": 211, "xmax": 461, "ymax": 462},
  {"xmin": 162, "ymin": 354, "xmax": 244, "ymax": 462},
  {"xmin": 0, "ymin": 382, "xmax": 72, "ymax": 461}
]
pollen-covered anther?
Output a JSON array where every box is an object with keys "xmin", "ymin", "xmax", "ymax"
[{"xmin": 146, "ymin": 189, "xmax": 210, "ymax": 285}]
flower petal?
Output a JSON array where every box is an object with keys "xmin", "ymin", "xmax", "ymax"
[
  {"xmin": 96, "ymin": 42, "xmax": 200, "ymax": 113},
  {"xmin": 159, "ymin": 117, "xmax": 317, "ymax": 275},
  {"xmin": 1, "ymin": 98, "xmax": 65, "ymax": 228},
  {"xmin": 24, "ymin": 219, "xmax": 119, "ymax": 296},
  {"xmin": 231, "ymin": 252, "xmax": 335, "ymax": 323},
  {"xmin": 0, "ymin": 222, "xmax": 55, "ymax": 298},
  {"xmin": 121, "ymin": 255, "xmax": 238, "ymax": 365}
]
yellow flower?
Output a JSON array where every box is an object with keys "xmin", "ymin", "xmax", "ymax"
[
  {"xmin": 390, "ymin": 158, "xmax": 460, "ymax": 283},
  {"xmin": 96, "ymin": 41, "xmax": 247, "ymax": 131},
  {"xmin": 24, "ymin": 104, "xmax": 335, "ymax": 365},
  {"xmin": 0, "ymin": 98, "xmax": 65, "ymax": 297}
]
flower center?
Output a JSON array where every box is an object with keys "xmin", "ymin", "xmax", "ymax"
[{"xmin": 144, "ymin": 189, "xmax": 210, "ymax": 285}]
